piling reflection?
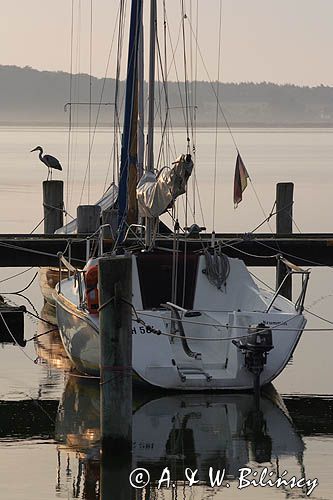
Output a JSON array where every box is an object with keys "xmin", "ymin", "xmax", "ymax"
[{"xmin": 55, "ymin": 376, "xmax": 307, "ymax": 499}]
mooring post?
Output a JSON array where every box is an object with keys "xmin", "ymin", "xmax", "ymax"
[
  {"xmin": 276, "ymin": 182, "xmax": 294, "ymax": 300},
  {"xmin": 43, "ymin": 180, "xmax": 64, "ymax": 234},
  {"xmin": 101, "ymin": 208, "xmax": 118, "ymax": 240},
  {"xmin": 77, "ymin": 205, "xmax": 101, "ymax": 234},
  {"xmin": 99, "ymin": 255, "xmax": 132, "ymax": 500}
]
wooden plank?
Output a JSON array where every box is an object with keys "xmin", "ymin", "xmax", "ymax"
[{"xmin": 0, "ymin": 233, "xmax": 330, "ymax": 267}]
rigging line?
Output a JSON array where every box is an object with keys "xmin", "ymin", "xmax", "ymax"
[
  {"xmin": 181, "ymin": 216, "xmax": 188, "ymax": 308},
  {"xmin": 186, "ymin": 16, "xmax": 239, "ymax": 152},
  {"xmin": 100, "ymin": 1, "xmax": 125, "ymax": 193},
  {"xmin": 255, "ymin": 239, "xmax": 333, "ymax": 270},
  {"xmin": 69, "ymin": 0, "xmax": 82, "ymax": 209},
  {"xmin": 249, "ymin": 179, "xmax": 274, "ymax": 234},
  {"xmin": 88, "ymin": 0, "xmax": 93, "ymax": 205},
  {"xmin": 217, "ymin": 239, "xmax": 280, "ymax": 260},
  {"xmin": 0, "ymin": 271, "xmax": 38, "ymax": 295},
  {"xmin": 248, "ymin": 269, "xmax": 274, "ymax": 291},
  {"xmin": 181, "ymin": 0, "xmax": 190, "ymax": 141},
  {"xmin": 0, "ymin": 311, "xmax": 38, "ymax": 364},
  {"xmin": 0, "ymin": 267, "xmax": 35, "ymax": 285},
  {"xmin": 80, "ymin": 2, "xmax": 123, "ymax": 203},
  {"xmin": 304, "ymin": 308, "xmax": 333, "ymax": 326},
  {"xmin": 156, "ymin": 55, "xmax": 166, "ymax": 170},
  {"xmin": 0, "ymin": 240, "xmax": 85, "ymax": 263},
  {"xmin": 136, "ymin": 312, "xmax": 307, "ymax": 335},
  {"xmin": 247, "ymin": 267, "xmax": 312, "ymax": 316},
  {"xmin": 189, "ymin": 0, "xmax": 194, "ymax": 129},
  {"xmin": 155, "ymin": 32, "xmax": 172, "ymax": 169},
  {"xmin": 112, "ymin": 0, "xmax": 126, "ymax": 186},
  {"xmin": 249, "ymin": 200, "xmax": 276, "ymax": 233},
  {"xmin": 212, "ymin": 0, "xmax": 223, "ymax": 232},
  {"xmin": 193, "ymin": 169, "xmax": 206, "ymax": 228},
  {"xmin": 192, "ymin": 0, "xmax": 199, "ymax": 221},
  {"xmin": 163, "ymin": 0, "xmax": 171, "ymax": 168},
  {"xmin": 30, "ymin": 217, "xmax": 45, "ymax": 234},
  {"xmin": 25, "ymin": 328, "xmax": 59, "ymax": 343},
  {"xmin": 6, "ymin": 292, "xmax": 39, "ymax": 317},
  {"xmin": 165, "ymin": 17, "xmax": 188, "ymax": 127},
  {"xmin": 186, "ymin": 12, "xmax": 275, "ymax": 235},
  {"xmin": 66, "ymin": 0, "xmax": 75, "ymax": 220},
  {"xmin": 293, "ymin": 218, "xmax": 302, "ymax": 234}
]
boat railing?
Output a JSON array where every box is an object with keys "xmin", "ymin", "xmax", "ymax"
[
  {"xmin": 57, "ymin": 252, "xmax": 84, "ymax": 307},
  {"xmin": 265, "ymin": 256, "xmax": 310, "ymax": 314}
]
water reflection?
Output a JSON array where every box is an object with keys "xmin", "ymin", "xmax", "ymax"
[
  {"xmin": 34, "ymin": 303, "xmax": 72, "ymax": 371},
  {"xmin": 55, "ymin": 377, "xmax": 307, "ymax": 499}
]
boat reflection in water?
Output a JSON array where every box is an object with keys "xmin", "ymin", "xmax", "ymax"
[
  {"xmin": 34, "ymin": 303, "xmax": 72, "ymax": 371},
  {"xmin": 55, "ymin": 376, "xmax": 306, "ymax": 499}
]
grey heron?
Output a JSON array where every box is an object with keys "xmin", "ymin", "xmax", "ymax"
[{"xmin": 30, "ymin": 146, "xmax": 62, "ymax": 180}]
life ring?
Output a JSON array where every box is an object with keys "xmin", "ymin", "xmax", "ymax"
[{"xmin": 85, "ymin": 264, "xmax": 99, "ymax": 314}]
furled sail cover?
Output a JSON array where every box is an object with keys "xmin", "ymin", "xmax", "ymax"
[{"xmin": 137, "ymin": 154, "xmax": 193, "ymax": 218}]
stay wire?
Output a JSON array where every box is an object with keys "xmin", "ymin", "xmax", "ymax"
[
  {"xmin": 186, "ymin": 13, "xmax": 274, "ymax": 234},
  {"xmin": 247, "ymin": 267, "xmax": 333, "ymax": 328},
  {"xmin": 212, "ymin": 0, "xmax": 223, "ymax": 232},
  {"xmin": 181, "ymin": 0, "xmax": 190, "ymax": 144},
  {"xmin": 66, "ymin": 0, "xmax": 75, "ymax": 220},
  {"xmin": 0, "ymin": 313, "xmax": 60, "ymax": 425},
  {"xmin": 25, "ymin": 328, "xmax": 59, "ymax": 343},
  {"xmin": 0, "ymin": 271, "xmax": 38, "ymax": 295},
  {"xmin": 0, "ymin": 267, "xmax": 35, "ymax": 285},
  {"xmin": 0, "ymin": 311, "xmax": 39, "ymax": 364},
  {"xmin": 165, "ymin": 17, "xmax": 188, "ymax": 127},
  {"xmin": 193, "ymin": 0, "xmax": 199, "ymax": 221},
  {"xmin": 30, "ymin": 217, "xmax": 45, "ymax": 234},
  {"xmin": 80, "ymin": 2, "xmax": 123, "ymax": 204},
  {"xmin": 88, "ymin": 0, "xmax": 93, "ymax": 205}
]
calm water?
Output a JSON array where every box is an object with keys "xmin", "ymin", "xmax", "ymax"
[{"xmin": 0, "ymin": 126, "xmax": 333, "ymax": 499}]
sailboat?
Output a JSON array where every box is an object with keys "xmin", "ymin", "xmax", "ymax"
[{"xmin": 54, "ymin": 0, "xmax": 310, "ymax": 390}]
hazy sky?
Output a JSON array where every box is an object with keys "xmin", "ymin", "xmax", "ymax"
[{"xmin": 1, "ymin": 0, "xmax": 333, "ymax": 85}]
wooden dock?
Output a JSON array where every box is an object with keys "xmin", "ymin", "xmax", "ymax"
[{"xmin": 0, "ymin": 232, "xmax": 331, "ymax": 267}]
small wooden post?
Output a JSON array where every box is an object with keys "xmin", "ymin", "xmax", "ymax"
[
  {"xmin": 77, "ymin": 205, "xmax": 101, "ymax": 234},
  {"xmin": 43, "ymin": 180, "xmax": 64, "ymax": 234},
  {"xmin": 276, "ymin": 182, "xmax": 294, "ymax": 300},
  {"xmin": 99, "ymin": 255, "xmax": 132, "ymax": 500},
  {"xmin": 101, "ymin": 208, "xmax": 118, "ymax": 239}
]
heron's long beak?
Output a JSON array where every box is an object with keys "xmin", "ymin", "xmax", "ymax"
[{"xmin": 30, "ymin": 147, "xmax": 38, "ymax": 152}]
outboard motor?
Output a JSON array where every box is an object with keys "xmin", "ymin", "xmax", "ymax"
[{"xmin": 233, "ymin": 323, "xmax": 274, "ymax": 404}]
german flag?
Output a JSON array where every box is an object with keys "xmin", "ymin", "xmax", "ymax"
[{"xmin": 233, "ymin": 153, "xmax": 249, "ymax": 208}]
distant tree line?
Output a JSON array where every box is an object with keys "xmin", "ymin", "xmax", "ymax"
[{"xmin": 1, "ymin": 65, "xmax": 333, "ymax": 126}]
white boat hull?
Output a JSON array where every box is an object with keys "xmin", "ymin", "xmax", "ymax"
[{"xmin": 55, "ymin": 254, "xmax": 307, "ymax": 390}]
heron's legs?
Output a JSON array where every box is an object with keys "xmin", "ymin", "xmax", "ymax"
[{"xmin": 46, "ymin": 168, "xmax": 50, "ymax": 181}]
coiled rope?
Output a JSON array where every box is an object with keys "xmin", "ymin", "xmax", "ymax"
[{"xmin": 203, "ymin": 248, "xmax": 230, "ymax": 290}]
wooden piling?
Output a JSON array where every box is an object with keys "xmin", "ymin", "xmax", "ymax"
[
  {"xmin": 99, "ymin": 255, "xmax": 132, "ymax": 500},
  {"xmin": 77, "ymin": 205, "xmax": 101, "ymax": 234},
  {"xmin": 276, "ymin": 182, "xmax": 294, "ymax": 300},
  {"xmin": 101, "ymin": 208, "xmax": 118, "ymax": 240},
  {"xmin": 43, "ymin": 181, "xmax": 64, "ymax": 234}
]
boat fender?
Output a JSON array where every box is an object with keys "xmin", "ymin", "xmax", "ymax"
[{"xmin": 85, "ymin": 264, "xmax": 99, "ymax": 314}]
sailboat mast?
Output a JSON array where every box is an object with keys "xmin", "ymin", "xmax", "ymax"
[
  {"xmin": 147, "ymin": 0, "xmax": 156, "ymax": 172},
  {"xmin": 137, "ymin": 12, "xmax": 145, "ymax": 180},
  {"xmin": 118, "ymin": 0, "xmax": 143, "ymax": 241},
  {"xmin": 145, "ymin": 0, "xmax": 157, "ymax": 247}
]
